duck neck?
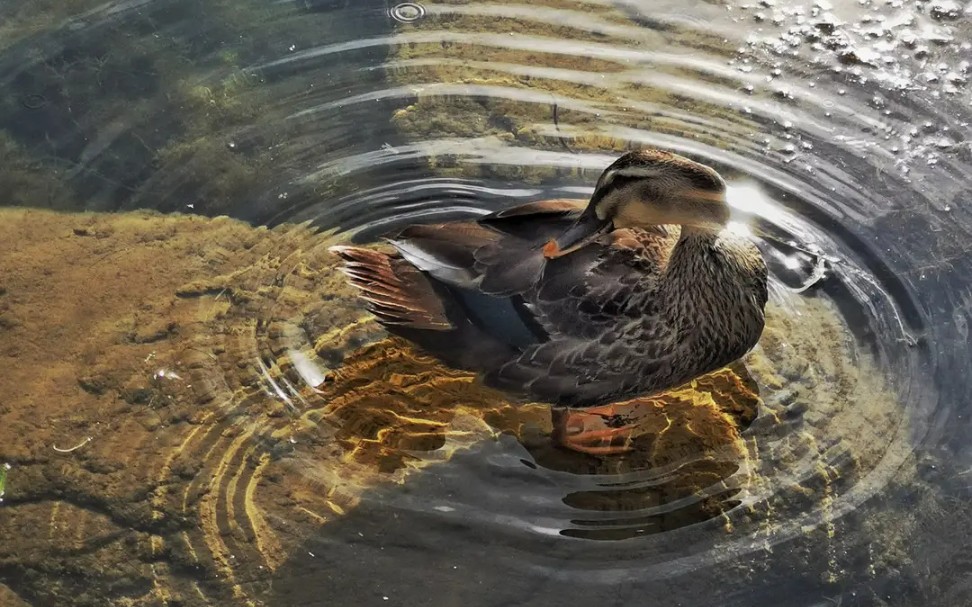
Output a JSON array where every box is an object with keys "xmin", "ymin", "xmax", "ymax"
[
  {"xmin": 671, "ymin": 223, "xmax": 722, "ymax": 258},
  {"xmin": 666, "ymin": 225, "xmax": 719, "ymax": 276},
  {"xmin": 662, "ymin": 223, "xmax": 764, "ymax": 365},
  {"xmin": 665, "ymin": 224, "xmax": 739, "ymax": 327},
  {"xmin": 662, "ymin": 225, "xmax": 722, "ymax": 312}
]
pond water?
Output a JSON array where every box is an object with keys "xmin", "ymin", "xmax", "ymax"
[{"xmin": 0, "ymin": 0, "xmax": 971, "ymax": 606}]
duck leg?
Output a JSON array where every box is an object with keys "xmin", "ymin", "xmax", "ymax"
[{"xmin": 551, "ymin": 402, "xmax": 650, "ymax": 456}]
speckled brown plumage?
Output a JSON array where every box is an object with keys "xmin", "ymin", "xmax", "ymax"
[{"xmin": 332, "ymin": 150, "xmax": 768, "ymax": 409}]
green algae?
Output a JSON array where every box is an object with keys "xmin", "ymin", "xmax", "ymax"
[
  {"xmin": 0, "ymin": 0, "xmax": 350, "ymax": 217},
  {"xmin": 0, "ymin": 131, "xmax": 78, "ymax": 209},
  {"xmin": 0, "ymin": 463, "xmax": 9, "ymax": 502}
]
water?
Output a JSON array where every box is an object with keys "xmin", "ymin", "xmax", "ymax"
[{"xmin": 0, "ymin": 1, "xmax": 970, "ymax": 606}]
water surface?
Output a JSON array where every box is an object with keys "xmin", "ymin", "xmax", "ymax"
[{"xmin": 0, "ymin": 1, "xmax": 970, "ymax": 606}]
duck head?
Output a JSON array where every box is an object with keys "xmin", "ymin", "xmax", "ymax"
[{"xmin": 544, "ymin": 149, "xmax": 730, "ymax": 258}]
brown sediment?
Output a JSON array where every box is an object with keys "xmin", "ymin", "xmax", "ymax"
[
  {"xmin": 0, "ymin": 207, "xmax": 768, "ymax": 604},
  {"xmin": 0, "ymin": 209, "xmax": 346, "ymax": 605}
]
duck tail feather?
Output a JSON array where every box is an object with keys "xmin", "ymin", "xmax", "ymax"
[
  {"xmin": 329, "ymin": 245, "xmax": 453, "ymax": 331},
  {"xmin": 331, "ymin": 244, "xmax": 521, "ymax": 374}
]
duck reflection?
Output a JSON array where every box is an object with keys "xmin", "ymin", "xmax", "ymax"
[{"xmin": 316, "ymin": 334, "xmax": 759, "ymax": 540}]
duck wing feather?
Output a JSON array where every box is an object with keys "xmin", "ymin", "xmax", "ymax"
[
  {"xmin": 389, "ymin": 199, "xmax": 586, "ymax": 297},
  {"xmin": 488, "ymin": 227, "xmax": 681, "ymax": 406}
]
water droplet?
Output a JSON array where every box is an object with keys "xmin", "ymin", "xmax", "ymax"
[
  {"xmin": 928, "ymin": 0, "xmax": 962, "ymax": 21},
  {"xmin": 946, "ymin": 72, "xmax": 968, "ymax": 85},
  {"xmin": 390, "ymin": 2, "xmax": 426, "ymax": 23}
]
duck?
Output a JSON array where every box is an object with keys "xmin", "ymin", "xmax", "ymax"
[{"xmin": 331, "ymin": 148, "xmax": 768, "ymax": 455}]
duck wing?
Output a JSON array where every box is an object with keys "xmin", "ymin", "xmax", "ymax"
[
  {"xmin": 395, "ymin": 207, "xmax": 680, "ymax": 407},
  {"xmin": 335, "ymin": 200, "xmax": 584, "ymax": 371},
  {"xmin": 487, "ymin": 227, "xmax": 680, "ymax": 407},
  {"xmin": 383, "ymin": 199, "xmax": 586, "ymax": 351},
  {"xmin": 391, "ymin": 199, "xmax": 584, "ymax": 296}
]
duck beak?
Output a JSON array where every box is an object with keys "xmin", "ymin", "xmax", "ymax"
[{"xmin": 543, "ymin": 206, "xmax": 612, "ymax": 259}]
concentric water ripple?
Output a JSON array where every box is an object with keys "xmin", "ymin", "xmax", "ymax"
[{"xmin": 1, "ymin": 0, "xmax": 971, "ymax": 606}]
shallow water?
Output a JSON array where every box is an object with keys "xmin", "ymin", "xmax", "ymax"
[{"xmin": 1, "ymin": 1, "xmax": 971, "ymax": 606}]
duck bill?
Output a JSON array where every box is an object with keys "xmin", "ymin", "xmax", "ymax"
[{"xmin": 543, "ymin": 207, "xmax": 612, "ymax": 259}]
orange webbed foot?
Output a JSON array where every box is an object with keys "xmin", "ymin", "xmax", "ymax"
[{"xmin": 551, "ymin": 403, "xmax": 649, "ymax": 456}]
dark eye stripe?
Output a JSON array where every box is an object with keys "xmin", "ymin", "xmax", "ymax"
[
  {"xmin": 605, "ymin": 159, "xmax": 723, "ymax": 189},
  {"xmin": 590, "ymin": 174, "xmax": 643, "ymax": 207}
]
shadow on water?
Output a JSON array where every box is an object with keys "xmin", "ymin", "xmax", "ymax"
[
  {"xmin": 1, "ymin": 0, "xmax": 972, "ymax": 606},
  {"xmin": 269, "ymin": 479, "xmax": 972, "ymax": 607}
]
